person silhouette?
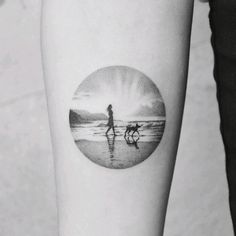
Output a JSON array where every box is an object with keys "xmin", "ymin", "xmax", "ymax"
[{"xmin": 106, "ymin": 104, "xmax": 116, "ymax": 136}]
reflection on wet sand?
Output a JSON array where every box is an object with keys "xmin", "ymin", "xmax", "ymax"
[
  {"xmin": 124, "ymin": 136, "xmax": 140, "ymax": 149},
  {"xmin": 106, "ymin": 135, "xmax": 141, "ymax": 161},
  {"xmin": 106, "ymin": 134, "xmax": 115, "ymax": 161}
]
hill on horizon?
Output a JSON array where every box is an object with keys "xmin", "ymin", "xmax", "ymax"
[{"xmin": 70, "ymin": 109, "xmax": 108, "ymax": 124}]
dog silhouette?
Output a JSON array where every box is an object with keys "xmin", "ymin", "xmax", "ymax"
[{"xmin": 124, "ymin": 123, "xmax": 142, "ymax": 136}]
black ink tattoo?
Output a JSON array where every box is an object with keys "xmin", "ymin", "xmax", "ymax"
[{"xmin": 69, "ymin": 66, "xmax": 166, "ymax": 169}]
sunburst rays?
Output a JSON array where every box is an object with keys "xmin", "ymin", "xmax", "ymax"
[{"xmin": 72, "ymin": 66, "xmax": 163, "ymax": 120}]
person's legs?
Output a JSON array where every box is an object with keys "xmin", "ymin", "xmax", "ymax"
[
  {"xmin": 106, "ymin": 126, "xmax": 112, "ymax": 135},
  {"xmin": 209, "ymin": 0, "xmax": 236, "ymax": 233},
  {"xmin": 112, "ymin": 126, "xmax": 116, "ymax": 135}
]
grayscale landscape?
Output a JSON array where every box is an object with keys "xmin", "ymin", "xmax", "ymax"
[{"xmin": 70, "ymin": 66, "xmax": 166, "ymax": 168}]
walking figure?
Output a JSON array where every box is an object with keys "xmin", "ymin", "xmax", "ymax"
[{"xmin": 106, "ymin": 104, "xmax": 116, "ymax": 135}]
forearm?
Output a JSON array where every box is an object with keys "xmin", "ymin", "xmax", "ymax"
[{"xmin": 41, "ymin": 1, "xmax": 193, "ymax": 235}]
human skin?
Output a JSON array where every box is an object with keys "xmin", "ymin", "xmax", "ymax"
[{"xmin": 41, "ymin": 1, "xmax": 194, "ymax": 235}]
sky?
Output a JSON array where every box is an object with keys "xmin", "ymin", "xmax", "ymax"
[{"xmin": 71, "ymin": 66, "xmax": 165, "ymax": 119}]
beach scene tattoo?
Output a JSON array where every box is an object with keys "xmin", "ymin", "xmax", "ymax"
[{"xmin": 69, "ymin": 66, "xmax": 166, "ymax": 169}]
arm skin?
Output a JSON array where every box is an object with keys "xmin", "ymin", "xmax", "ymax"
[{"xmin": 41, "ymin": 1, "xmax": 194, "ymax": 236}]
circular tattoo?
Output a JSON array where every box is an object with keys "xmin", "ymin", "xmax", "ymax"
[{"xmin": 69, "ymin": 66, "xmax": 166, "ymax": 169}]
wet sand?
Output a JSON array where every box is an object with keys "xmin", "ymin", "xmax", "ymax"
[
  {"xmin": 76, "ymin": 139, "xmax": 158, "ymax": 169},
  {"xmin": 71, "ymin": 119, "xmax": 165, "ymax": 168}
]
